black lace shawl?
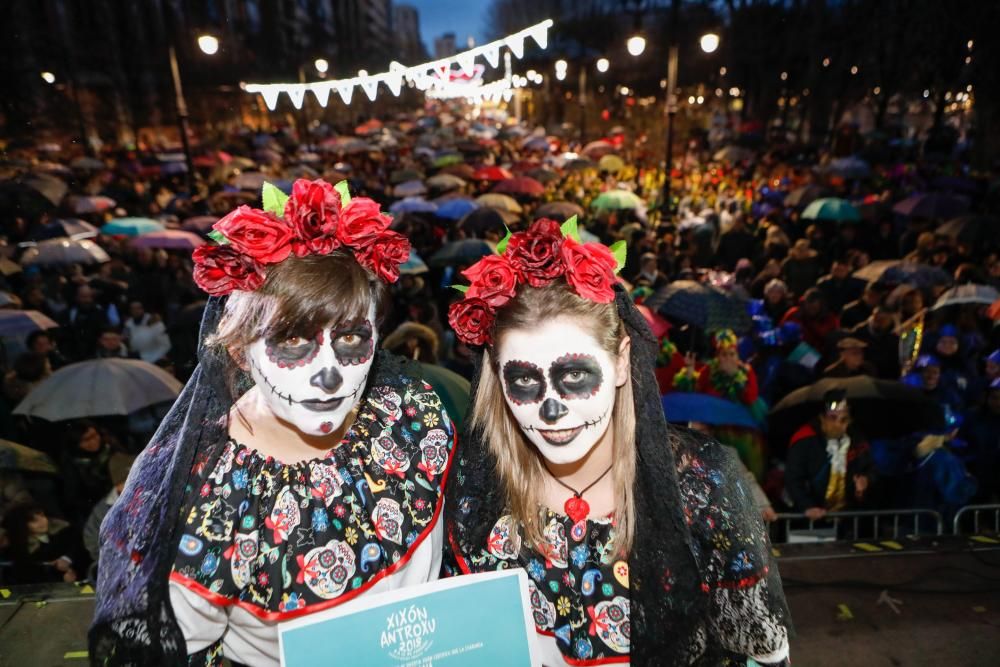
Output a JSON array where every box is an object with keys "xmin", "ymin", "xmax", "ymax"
[
  {"xmin": 89, "ymin": 296, "xmax": 418, "ymax": 665},
  {"xmin": 446, "ymin": 285, "xmax": 792, "ymax": 665}
]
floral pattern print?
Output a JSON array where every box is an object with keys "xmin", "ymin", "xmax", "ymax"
[{"xmin": 172, "ymin": 376, "xmax": 454, "ymax": 620}]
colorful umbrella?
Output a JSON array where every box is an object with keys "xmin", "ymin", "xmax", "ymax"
[
  {"xmin": 399, "ymin": 252, "xmax": 429, "ymax": 276},
  {"xmin": 393, "ymin": 180, "xmax": 428, "ymax": 197},
  {"xmin": 476, "ymin": 193, "xmax": 523, "ymax": 214},
  {"xmin": 20, "ymin": 238, "xmax": 110, "ymax": 266},
  {"xmin": 801, "ymin": 197, "xmax": 860, "ymax": 222},
  {"xmin": 433, "ymin": 154, "xmax": 465, "ymax": 168},
  {"xmin": 0, "ymin": 310, "xmax": 59, "ymax": 337},
  {"xmin": 131, "ymin": 230, "xmax": 206, "ymax": 250},
  {"xmin": 892, "ymin": 192, "xmax": 970, "ymax": 220},
  {"xmin": 436, "ymin": 198, "xmax": 479, "ymax": 221},
  {"xmin": 598, "ymin": 155, "xmax": 625, "ymax": 173},
  {"xmin": 581, "ymin": 140, "xmax": 615, "ymax": 158},
  {"xmin": 825, "ymin": 157, "xmax": 871, "ymax": 180},
  {"xmin": 591, "ymin": 189, "xmax": 644, "ymax": 211},
  {"xmin": 472, "ymin": 166, "xmax": 513, "ymax": 181},
  {"xmin": 0, "ymin": 440, "xmax": 58, "ymax": 475},
  {"xmin": 662, "ymin": 393, "xmax": 758, "ymax": 429},
  {"xmin": 493, "ymin": 177, "xmax": 545, "ymax": 197},
  {"xmin": 389, "ymin": 197, "xmax": 437, "ymax": 214},
  {"xmin": 181, "ymin": 216, "xmax": 218, "ymax": 234},
  {"xmin": 102, "ymin": 217, "xmax": 165, "ymax": 236},
  {"xmin": 67, "ymin": 195, "xmax": 116, "ymax": 215}
]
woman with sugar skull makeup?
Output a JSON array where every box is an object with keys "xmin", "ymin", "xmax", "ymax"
[
  {"xmin": 446, "ymin": 218, "xmax": 792, "ymax": 666},
  {"xmin": 90, "ymin": 180, "xmax": 456, "ymax": 666}
]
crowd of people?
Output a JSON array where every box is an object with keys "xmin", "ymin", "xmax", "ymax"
[{"xmin": 0, "ymin": 105, "xmax": 997, "ymax": 586}]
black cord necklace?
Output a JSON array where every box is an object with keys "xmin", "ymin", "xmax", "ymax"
[{"xmin": 547, "ymin": 463, "xmax": 613, "ymax": 524}]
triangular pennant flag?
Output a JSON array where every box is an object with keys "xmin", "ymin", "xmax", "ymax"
[
  {"xmin": 527, "ymin": 23, "xmax": 549, "ymax": 49},
  {"xmin": 287, "ymin": 85, "xmax": 306, "ymax": 109},
  {"xmin": 436, "ymin": 62, "xmax": 451, "ymax": 80},
  {"xmin": 384, "ymin": 73, "xmax": 403, "ymax": 96},
  {"xmin": 457, "ymin": 53, "xmax": 477, "ymax": 77},
  {"xmin": 502, "ymin": 89, "xmax": 514, "ymax": 102},
  {"xmin": 335, "ymin": 81, "xmax": 354, "ymax": 105},
  {"xmin": 504, "ymin": 34, "xmax": 525, "ymax": 59},
  {"xmin": 259, "ymin": 87, "xmax": 281, "ymax": 111},
  {"xmin": 482, "ymin": 43, "xmax": 501, "ymax": 68},
  {"xmin": 360, "ymin": 77, "xmax": 380, "ymax": 101},
  {"xmin": 311, "ymin": 83, "xmax": 331, "ymax": 107}
]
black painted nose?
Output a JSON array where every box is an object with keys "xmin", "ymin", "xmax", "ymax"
[
  {"xmin": 310, "ymin": 367, "xmax": 343, "ymax": 393},
  {"xmin": 539, "ymin": 398, "xmax": 569, "ymax": 424}
]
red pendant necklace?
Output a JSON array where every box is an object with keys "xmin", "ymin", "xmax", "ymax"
[{"xmin": 548, "ymin": 464, "xmax": 614, "ymax": 524}]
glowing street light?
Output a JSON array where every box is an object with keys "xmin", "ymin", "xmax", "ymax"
[
  {"xmin": 596, "ymin": 58, "xmax": 609, "ymax": 73},
  {"xmin": 699, "ymin": 32, "xmax": 720, "ymax": 54},
  {"xmin": 314, "ymin": 58, "xmax": 329, "ymax": 74},
  {"xmin": 555, "ymin": 59, "xmax": 567, "ymax": 81},
  {"xmin": 626, "ymin": 35, "xmax": 646, "ymax": 57},
  {"xmin": 40, "ymin": 71, "xmax": 56, "ymax": 84},
  {"xmin": 197, "ymin": 34, "xmax": 219, "ymax": 55}
]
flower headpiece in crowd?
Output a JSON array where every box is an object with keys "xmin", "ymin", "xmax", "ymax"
[
  {"xmin": 192, "ymin": 179, "xmax": 409, "ymax": 296},
  {"xmin": 448, "ymin": 216, "xmax": 626, "ymax": 346}
]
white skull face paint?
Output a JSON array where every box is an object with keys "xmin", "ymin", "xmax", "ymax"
[
  {"xmin": 246, "ymin": 303, "xmax": 377, "ymax": 436},
  {"xmin": 496, "ymin": 317, "xmax": 625, "ymax": 465}
]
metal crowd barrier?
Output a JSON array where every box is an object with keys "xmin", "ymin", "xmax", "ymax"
[
  {"xmin": 952, "ymin": 504, "xmax": 1000, "ymax": 535},
  {"xmin": 771, "ymin": 509, "xmax": 943, "ymax": 543}
]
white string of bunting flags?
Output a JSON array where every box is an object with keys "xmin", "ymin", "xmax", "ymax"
[{"xmin": 244, "ymin": 19, "xmax": 553, "ymax": 110}]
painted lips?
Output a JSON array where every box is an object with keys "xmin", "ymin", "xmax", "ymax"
[
  {"xmin": 538, "ymin": 425, "xmax": 585, "ymax": 446},
  {"xmin": 298, "ymin": 396, "xmax": 345, "ymax": 413}
]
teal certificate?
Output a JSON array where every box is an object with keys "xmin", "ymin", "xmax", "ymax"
[{"xmin": 279, "ymin": 570, "xmax": 539, "ymax": 666}]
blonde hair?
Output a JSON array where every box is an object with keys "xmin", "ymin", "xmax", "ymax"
[{"xmin": 471, "ymin": 282, "xmax": 636, "ymax": 553}]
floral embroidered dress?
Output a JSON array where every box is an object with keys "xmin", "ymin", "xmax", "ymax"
[
  {"xmin": 448, "ymin": 434, "xmax": 789, "ymax": 667},
  {"xmin": 169, "ymin": 375, "xmax": 454, "ymax": 666}
]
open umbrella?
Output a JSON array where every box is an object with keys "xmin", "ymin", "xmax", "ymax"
[
  {"xmin": 390, "ymin": 168, "xmax": 425, "ymax": 184},
  {"xmin": 802, "ymin": 197, "xmax": 860, "ymax": 222},
  {"xmin": 536, "ymin": 201, "xmax": 585, "ymax": 220},
  {"xmin": 426, "ymin": 173, "xmax": 466, "ymax": 191},
  {"xmin": 581, "ymin": 140, "xmax": 615, "ymax": 158},
  {"xmin": 936, "ymin": 215, "xmax": 996, "ymax": 245},
  {"xmin": 389, "ymin": 197, "xmax": 437, "ymax": 215},
  {"xmin": 853, "ymin": 260, "xmax": 951, "ymax": 288},
  {"xmin": 598, "ymin": 155, "xmax": 625, "ymax": 173},
  {"xmin": 932, "ymin": 284, "xmax": 999, "ymax": 310},
  {"xmin": 28, "ymin": 218, "xmax": 99, "ymax": 241},
  {"xmin": 393, "ymin": 180, "xmax": 428, "ymax": 198},
  {"xmin": 0, "ymin": 310, "xmax": 58, "ymax": 337},
  {"xmin": 441, "ymin": 164, "xmax": 477, "ymax": 180},
  {"xmin": 565, "ymin": 158, "xmax": 598, "ymax": 171},
  {"xmin": 458, "ymin": 208, "xmax": 510, "ymax": 238},
  {"xmin": 476, "ymin": 193, "xmax": 523, "ymax": 214},
  {"xmin": 399, "ymin": 252, "xmax": 429, "ymax": 276},
  {"xmin": 0, "ymin": 174, "xmax": 68, "ymax": 216},
  {"xmin": 433, "ymin": 154, "xmax": 465, "ymax": 168},
  {"xmin": 20, "ymin": 238, "xmax": 110, "ymax": 266},
  {"xmin": 645, "ymin": 280, "xmax": 751, "ymax": 332},
  {"xmin": 892, "ymin": 192, "xmax": 969, "ymax": 219},
  {"xmin": 181, "ymin": 216, "xmax": 218, "ymax": 234},
  {"xmin": 783, "ymin": 184, "xmax": 825, "ymax": 208},
  {"xmin": 493, "ymin": 177, "xmax": 545, "ymax": 198},
  {"xmin": 527, "ymin": 168, "xmax": 559, "ymax": 183},
  {"xmin": 712, "ymin": 146, "xmax": 753, "ymax": 163},
  {"xmin": 102, "ymin": 217, "xmax": 165, "ymax": 236},
  {"xmin": 14, "ymin": 358, "xmax": 183, "ymax": 421},
  {"xmin": 521, "ymin": 136, "xmax": 551, "ymax": 152},
  {"xmin": 769, "ymin": 376, "xmax": 944, "ymax": 442},
  {"xmin": 67, "ymin": 195, "xmax": 116, "ymax": 215},
  {"xmin": 131, "ymin": 230, "xmax": 206, "ymax": 250},
  {"xmin": 825, "ymin": 157, "xmax": 871, "ymax": 180},
  {"xmin": 662, "ymin": 393, "xmax": 758, "ymax": 429},
  {"xmin": 591, "ymin": 189, "xmax": 644, "ymax": 211},
  {"xmin": 0, "ymin": 440, "xmax": 58, "ymax": 475},
  {"xmin": 436, "ymin": 198, "xmax": 479, "ymax": 221},
  {"xmin": 429, "ymin": 239, "xmax": 495, "ymax": 267},
  {"xmin": 472, "ymin": 166, "xmax": 513, "ymax": 181},
  {"xmin": 234, "ymin": 172, "xmax": 268, "ymax": 191},
  {"xmin": 70, "ymin": 156, "xmax": 105, "ymax": 171}
]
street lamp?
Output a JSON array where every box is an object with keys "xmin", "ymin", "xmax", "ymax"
[
  {"xmin": 555, "ymin": 59, "xmax": 567, "ymax": 81},
  {"xmin": 596, "ymin": 58, "xmax": 610, "ymax": 73},
  {"xmin": 197, "ymin": 34, "xmax": 219, "ymax": 55},
  {"xmin": 699, "ymin": 32, "xmax": 720, "ymax": 54},
  {"xmin": 40, "ymin": 71, "xmax": 56, "ymax": 84},
  {"xmin": 315, "ymin": 58, "xmax": 329, "ymax": 74},
  {"xmin": 626, "ymin": 35, "xmax": 646, "ymax": 57}
]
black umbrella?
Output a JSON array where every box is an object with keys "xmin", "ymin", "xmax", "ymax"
[
  {"xmin": 457, "ymin": 207, "xmax": 509, "ymax": 238},
  {"xmin": 428, "ymin": 239, "xmax": 495, "ymax": 268},
  {"xmin": 535, "ymin": 201, "xmax": 585, "ymax": 220},
  {"xmin": 645, "ymin": 280, "xmax": 751, "ymax": 332},
  {"xmin": 783, "ymin": 184, "xmax": 825, "ymax": 208},
  {"xmin": 769, "ymin": 376, "xmax": 945, "ymax": 444},
  {"xmin": 0, "ymin": 174, "xmax": 68, "ymax": 218},
  {"xmin": 936, "ymin": 215, "xmax": 997, "ymax": 246}
]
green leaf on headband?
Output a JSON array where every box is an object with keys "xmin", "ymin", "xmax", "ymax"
[
  {"xmin": 207, "ymin": 230, "xmax": 229, "ymax": 245},
  {"xmin": 560, "ymin": 215, "xmax": 581, "ymax": 242},
  {"xmin": 610, "ymin": 240, "xmax": 627, "ymax": 274},
  {"xmin": 261, "ymin": 182, "xmax": 289, "ymax": 216},
  {"xmin": 496, "ymin": 226, "xmax": 512, "ymax": 255},
  {"xmin": 451, "ymin": 285, "xmax": 469, "ymax": 293},
  {"xmin": 334, "ymin": 180, "xmax": 352, "ymax": 206}
]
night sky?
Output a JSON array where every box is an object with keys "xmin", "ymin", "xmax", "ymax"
[{"xmin": 407, "ymin": 0, "xmax": 489, "ymax": 56}]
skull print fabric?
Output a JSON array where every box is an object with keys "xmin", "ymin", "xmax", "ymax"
[{"xmin": 171, "ymin": 372, "xmax": 455, "ymax": 619}]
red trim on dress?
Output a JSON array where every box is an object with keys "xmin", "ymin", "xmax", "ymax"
[{"xmin": 171, "ymin": 424, "xmax": 459, "ymax": 624}]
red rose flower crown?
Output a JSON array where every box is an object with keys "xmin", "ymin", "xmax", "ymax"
[
  {"xmin": 448, "ymin": 216, "xmax": 626, "ymax": 346},
  {"xmin": 193, "ymin": 179, "xmax": 410, "ymax": 296}
]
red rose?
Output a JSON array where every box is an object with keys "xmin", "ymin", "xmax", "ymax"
[
  {"xmin": 506, "ymin": 218, "xmax": 565, "ymax": 287},
  {"xmin": 213, "ymin": 205, "xmax": 293, "ymax": 264},
  {"xmin": 284, "ymin": 179, "xmax": 342, "ymax": 256},
  {"xmin": 463, "ymin": 255, "xmax": 519, "ymax": 308},
  {"xmin": 560, "ymin": 236, "xmax": 618, "ymax": 303},
  {"xmin": 355, "ymin": 231, "xmax": 410, "ymax": 283},
  {"xmin": 448, "ymin": 297, "xmax": 495, "ymax": 347},
  {"xmin": 337, "ymin": 197, "xmax": 393, "ymax": 248},
  {"xmin": 192, "ymin": 245, "xmax": 266, "ymax": 296}
]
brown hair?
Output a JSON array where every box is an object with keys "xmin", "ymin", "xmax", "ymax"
[
  {"xmin": 472, "ymin": 282, "xmax": 636, "ymax": 553},
  {"xmin": 207, "ymin": 252, "xmax": 387, "ymax": 396}
]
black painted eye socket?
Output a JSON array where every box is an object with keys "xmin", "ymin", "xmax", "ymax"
[
  {"xmin": 550, "ymin": 353, "xmax": 604, "ymax": 399},
  {"xmin": 502, "ymin": 360, "xmax": 546, "ymax": 405},
  {"xmin": 331, "ymin": 320, "xmax": 374, "ymax": 366},
  {"xmin": 265, "ymin": 331, "xmax": 321, "ymax": 366}
]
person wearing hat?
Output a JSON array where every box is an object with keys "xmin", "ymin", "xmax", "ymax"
[
  {"xmin": 928, "ymin": 324, "xmax": 974, "ymax": 404},
  {"xmin": 784, "ymin": 390, "xmax": 874, "ymax": 519},
  {"xmin": 823, "ymin": 337, "xmax": 877, "ymax": 378}
]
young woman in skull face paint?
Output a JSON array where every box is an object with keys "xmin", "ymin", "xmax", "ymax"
[
  {"xmin": 446, "ymin": 219, "xmax": 792, "ymax": 666},
  {"xmin": 91, "ymin": 180, "xmax": 456, "ymax": 666}
]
